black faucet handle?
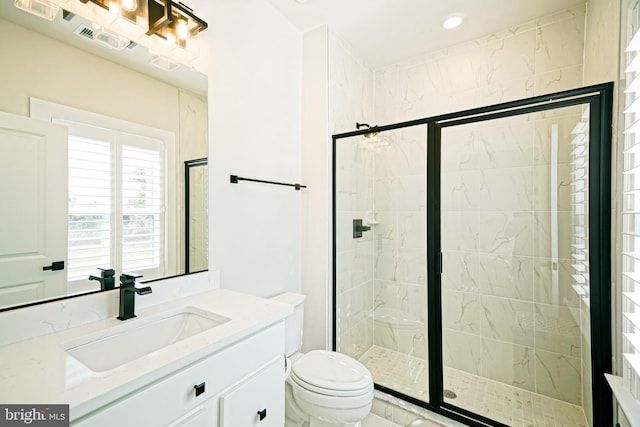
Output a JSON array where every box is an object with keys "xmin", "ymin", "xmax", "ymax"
[
  {"xmin": 98, "ymin": 267, "xmax": 115, "ymax": 277},
  {"xmin": 120, "ymin": 272, "xmax": 143, "ymax": 286}
]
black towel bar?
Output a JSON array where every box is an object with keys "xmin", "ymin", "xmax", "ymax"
[{"xmin": 230, "ymin": 175, "xmax": 307, "ymax": 191}]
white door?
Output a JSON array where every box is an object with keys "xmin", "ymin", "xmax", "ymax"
[{"xmin": 0, "ymin": 111, "xmax": 68, "ymax": 308}]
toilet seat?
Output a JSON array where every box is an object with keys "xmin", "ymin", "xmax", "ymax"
[
  {"xmin": 288, "ymin": 375, "xmax": 374, "ymax": 411},
  {"xmin": 290, "ymin": 371, "xmax": 373, "ymax": 397},
  {"xmin": 291, "ymin": 350, "xmax": 373, "ymax": 397}
]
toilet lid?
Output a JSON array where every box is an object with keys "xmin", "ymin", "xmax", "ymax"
[{"xmin": 291, "ymin": 350, "xmax": 372, "ymax": 393}]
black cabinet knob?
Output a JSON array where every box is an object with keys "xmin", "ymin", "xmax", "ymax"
[
  {"xmin": 257, "ymin": 408, "xmax": 267, "ymax": 421},
  {"xmin": 194, "ymin": 382, "xmax": 205, "ymax": 397}
]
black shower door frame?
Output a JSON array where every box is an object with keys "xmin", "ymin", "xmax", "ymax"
[{"xmin": 331, "ymin": 82, "xmax": 613, "ymax": 427}]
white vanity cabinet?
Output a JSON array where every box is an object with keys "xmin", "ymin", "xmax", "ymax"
[{"xmin": 72, "ymin": 322, "xmax": 285, "ymax": 427}]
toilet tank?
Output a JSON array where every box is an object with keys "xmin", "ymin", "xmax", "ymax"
[{"xmin": 270, "ymin": 292, "xmax": 306, "ymax": 357}]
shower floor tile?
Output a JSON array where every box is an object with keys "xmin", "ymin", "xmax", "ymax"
[
  {"xmin": 360, "ymin": 346, "xmax": 588, "ymax": 427},
  {"xmin": 443, "ymin": 368, "xmax": 588, "ymax": 427},
  {"xmin": 360, "ymin": 345, "xmax": 429, "ymax": 401}
]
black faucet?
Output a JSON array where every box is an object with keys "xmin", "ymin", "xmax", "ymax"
[
  {"xmin": 117, "ymin": 272, "xmax": 152, "ymax": 321},
  {"xmin": 88, "ymin": 267, "xmax": 116, "ymax": 290}
]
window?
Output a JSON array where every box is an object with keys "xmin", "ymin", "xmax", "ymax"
[
  {"xmin": 66, "ymin": 122, "xmax": 166, "ymax": 282},
  {"xmin": 30, "ymin": 99, "xmax": 176, "ymax": 287}
]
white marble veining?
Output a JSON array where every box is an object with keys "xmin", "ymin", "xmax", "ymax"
[{"xmin": 0, "ymin": 287, "xmax": 291, "ymax": 421}]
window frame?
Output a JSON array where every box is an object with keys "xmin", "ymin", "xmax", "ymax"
[{"xmin": 29, "ymin": 98, "xmax": 177, "ymax": 287}]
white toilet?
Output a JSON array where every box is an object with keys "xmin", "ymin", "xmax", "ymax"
[{"xmin": 271, "ymin": 292, "xmax": 374, "ymax": 427}]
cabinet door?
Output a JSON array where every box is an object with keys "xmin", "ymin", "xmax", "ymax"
[
  {"xmin": 220, "ymin": 358, "xmax": 284, "ymax": 427},
  {"xmin": 71, "ymin": 324, "xmax": 284, "ymax": 427},
  {"xmin": 167, "ymin": 406, "xmax": 213, "ymax": 427}
]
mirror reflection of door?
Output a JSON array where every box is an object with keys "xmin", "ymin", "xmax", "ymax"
[
  {"xmin": 185, "ymin": 158, "xmax": 208, "ymax": 273},
  {"xmin": 0, "ymin": 111, "xmax": 68, "ymax": 306}
]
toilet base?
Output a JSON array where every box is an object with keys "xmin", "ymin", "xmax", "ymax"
[{"xmin": 285, "ymin": 378, "xmax": 370, "ymax": 427}]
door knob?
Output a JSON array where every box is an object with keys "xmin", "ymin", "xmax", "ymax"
[{"xmin": 43, "ymin": 261, "xmax": 65, "ymax": 271}]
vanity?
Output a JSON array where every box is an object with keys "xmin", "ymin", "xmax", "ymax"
[{"xmin": 0, "ymin": 285, "xmax": 292, "ymax": 426}]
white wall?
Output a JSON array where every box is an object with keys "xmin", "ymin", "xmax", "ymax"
[
  {"xmin": 192, "ymin": 0, "xmax": 303, "ymax": 297},
  {"xmin": 301, "ymin": 25, "xmax": 330, "ymax": 352},
  {"xmin": 0, "ymin": 18, "xmax": 180, "ymax": 135}
]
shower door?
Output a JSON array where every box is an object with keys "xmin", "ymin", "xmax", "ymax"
[
  {"xmin": 332, "ymin": 83, "xmax": 613, "ymax": 427},
  {"xmin": 333, "ymin": 125, "xmax": 430, "ymax": 402},
  {"xmin": 438, "ymin": 104, "xmax": 596, "ymax": 427}
]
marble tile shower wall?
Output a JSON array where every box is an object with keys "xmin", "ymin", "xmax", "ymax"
[
  {"xmin": 371, "ymin": 4, "xmax": 587, "ymax": 407},
  {"xmin": 331, "ymin": 2, "xmax": 590, "ymax": 411},
  {"xmin": 331, "ymin": 31, "xmax": 376, "ymax": 360},
  {"xmin": 439, "ymin": 108, "xmax": 585, "ymax": 405},
  {"xmin": 371, "ymin": 125, "xmax": 429, "ymax": 360}
]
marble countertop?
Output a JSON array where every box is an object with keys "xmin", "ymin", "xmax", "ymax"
[{"xmin": 0, "ymin": 289, "xmax": 292, "ymax": 420}]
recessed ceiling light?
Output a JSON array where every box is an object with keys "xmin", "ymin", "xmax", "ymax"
[{"xmin": 442, "ymin": 13, "xmax": 464, "ymax": 30}]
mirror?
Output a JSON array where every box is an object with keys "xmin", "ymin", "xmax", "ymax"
[{"xmin": 0, "ymin": 3, "xmax": 208, "ymax": 311}]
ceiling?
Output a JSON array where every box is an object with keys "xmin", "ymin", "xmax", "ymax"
[
  {"xmin": 265, "ymin": 0, "xmax": 585, "ymax": 68},
  {"xmin": 1, "ymin": 0, "xmax": 585, "ymax": 89}
]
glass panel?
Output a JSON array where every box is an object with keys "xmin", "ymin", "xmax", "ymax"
[
  {"xmin": 440, "ymin": 104, "xmax": 591, "ymax": 426},
  {"xmin": 334, "ymin": 125, "xmax": 429, "ymax": 402},
  {"xmin": 187, "ymin": 162, "xmax": 209, "ymax": 272}
]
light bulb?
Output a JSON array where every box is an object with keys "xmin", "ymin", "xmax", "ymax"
[
  {"xmin": 177, "ymin": 19, "xmax": 189, "ymax": 40},
  {"xmin": 441, "ymin": 13, "xmax": 464, "ymax": 30},
  {"xmin": 121, "ymin": 0, "xmax": 137, "ymax": 12}
]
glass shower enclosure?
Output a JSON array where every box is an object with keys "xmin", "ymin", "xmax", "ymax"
[{"xmin": 332, "ymin": 84, "xmax": 613, "ymax": 427}]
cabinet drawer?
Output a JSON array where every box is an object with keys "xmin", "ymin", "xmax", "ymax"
[
  {"xmin": 73, "ymin": 322, "xmax": 284, "ymax": 426},
  {"xmin": 220, "ymin": 357, "xmax": 284, "ymax": 427}
]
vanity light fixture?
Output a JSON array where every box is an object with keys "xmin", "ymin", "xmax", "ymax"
[
  {"xmin": 120, "ymin": 0, "xmax": 136, "ymax": 11},
  {"xmin": 80, "ymin": 0, "xmax": 149, "ymax": 33},
  {"xmin": 148, "ymin": 50, "xmax": 180, "ymax": 71},
  {"xmin": 90, "ymin": 23, "xmax": 132, "ymax": 50},
  {"xmin": 146, "ymin": 0, "xmax": 207, "ymax": 64},
  {"xmin": 13, "ymin": 0, "xmax": 207, "ymax": 71},
  {"xmin": 14, "ymin": 0, "xmax": 61, "ymax": 21},
  {"xmin": 441, "ymin": 13, "xmax": 464, "ymax": 30}
]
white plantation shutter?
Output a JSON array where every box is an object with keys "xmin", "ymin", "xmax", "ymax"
[
  {"xmin": 64, "ymin": 121, "xmax": 166, "ymax": 283},
  {"xmin": 121, "ymin": 143, "xmax": 163, "ymax": 273},
  {"xmin": 571, "ymin": 110, "xmax": 590, "ymax": 306},
  {"xmin": 623, "ymin": 1, "xmax": 640, "ymax": 400},
  {"xmin": 67, "ymin": 136, "xmax": 112, "ymax": 281}
]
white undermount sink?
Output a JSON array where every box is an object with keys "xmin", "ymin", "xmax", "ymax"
[{"xmin": 63, "ymin": 306, "xmax": 231, "ymax": 372}]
